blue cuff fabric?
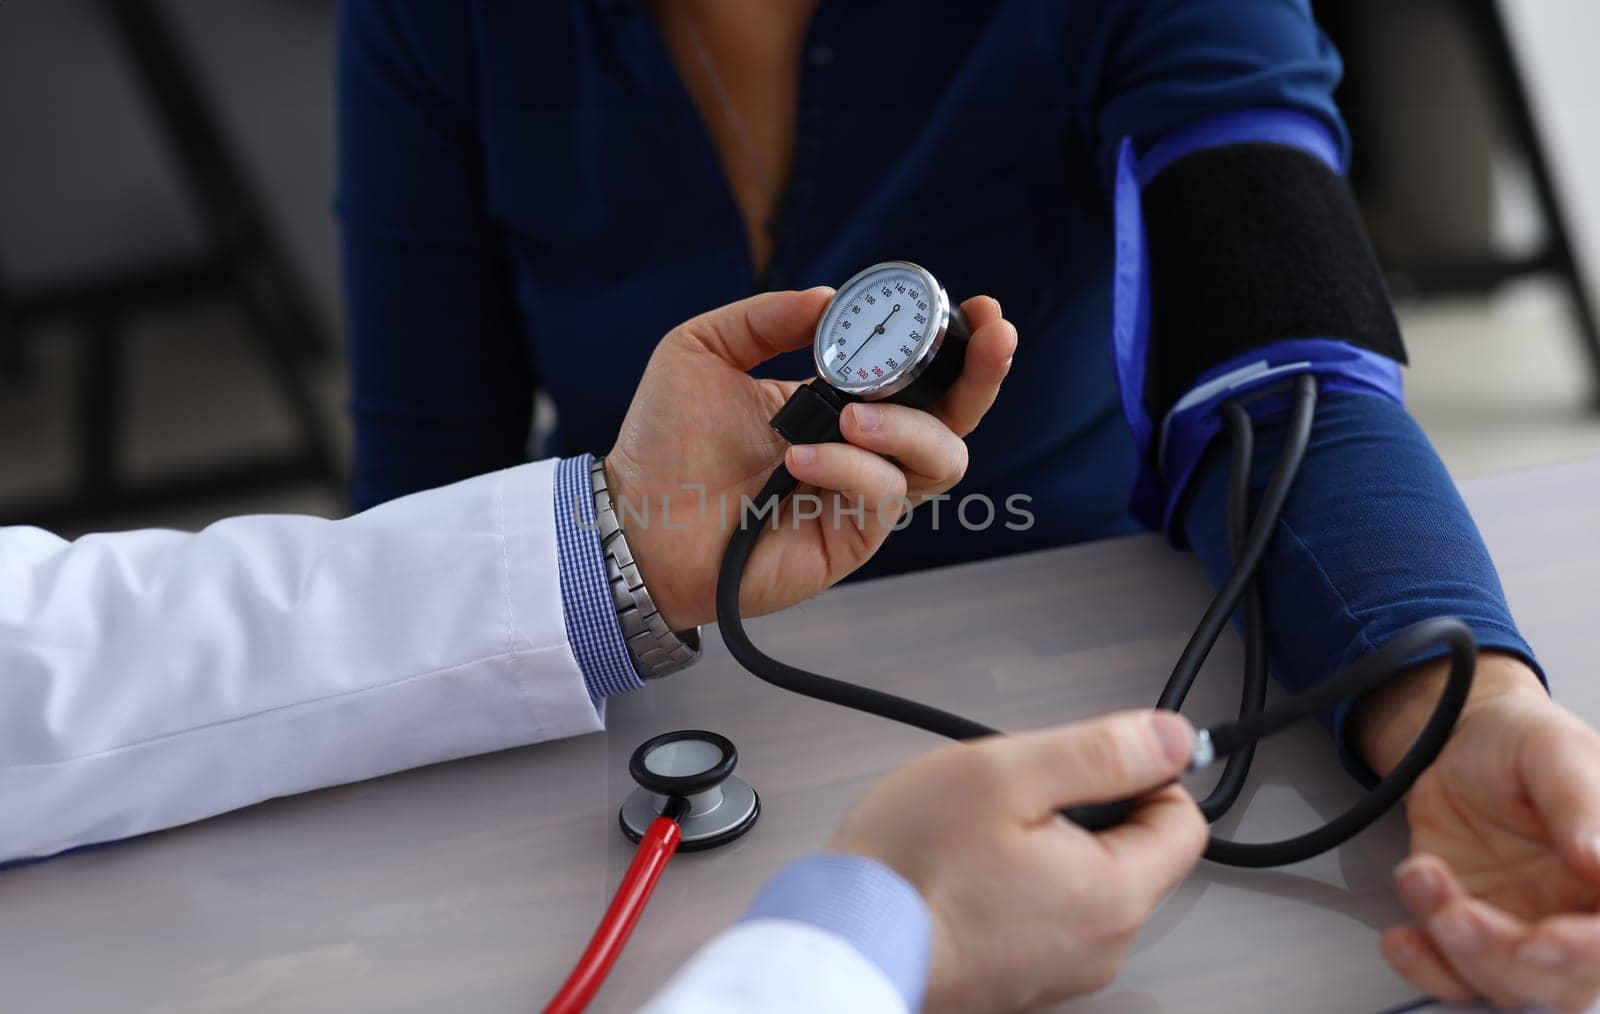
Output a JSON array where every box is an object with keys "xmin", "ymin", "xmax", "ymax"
[
  {"xmin": 552, "ymin": 454, "xmax": 645, "ymax": 699},
  {"xmin": 741, "ymin": 852, "xmax": 932, "ymax": 1010},
  {"xmin": 1112, "ymin": 108, "xmax": 1346, "ymax": 531}
]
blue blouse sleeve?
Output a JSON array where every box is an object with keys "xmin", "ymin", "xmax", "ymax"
[
  {"xmin": 337, "ymin": 0, "xmax": 533, "ymax": 510},
  {"xmin": 1084, "ymin": 0, "xmax": 1347, "ymax": 178},
  {"xmin": 1180, "ymin": 391, "xmax": 1543, "ymax": 783}
]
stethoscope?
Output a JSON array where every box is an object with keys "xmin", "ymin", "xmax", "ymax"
[
  {"xmin": 546, "ymin": 731, "xmax": 762, "ymax": 1013},
  {"xmin": 546, "ymin": 262, "xmax": 1478, "ymax": 1010},
  {"xmin": 617, "ymin": 729, "xmax": 761, "ymax": 851}
]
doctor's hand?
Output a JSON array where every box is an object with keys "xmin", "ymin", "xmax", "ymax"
[
  {"xmin": 606, "ymin": 287, "xmax": 1016, "ymax": 629},
  {"xmin": 828, "ymin": 710, "xmax": 1207, "ymax": 1012},
  {"xmin": 1355, "ymin": 654, "xmax": 1600, "ymax": 1012}
]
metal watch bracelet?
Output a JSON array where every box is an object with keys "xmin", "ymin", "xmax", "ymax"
[{"xmin": 590, "ymin": 457, "xmax": 701, "ymax": 680}]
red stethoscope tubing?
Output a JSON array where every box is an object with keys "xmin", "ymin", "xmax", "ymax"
[{"xmin": 544, "ymin": 815, "xmax": 683, "ymax": 1014}]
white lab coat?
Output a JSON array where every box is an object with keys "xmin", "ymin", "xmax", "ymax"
[
  {"xmin": 643, "ymin": 920, "xmax": 910, "ymax": 1013},
  {"xmin": 1, "ymin": 460, "xmax": 600, "ymax": 862},
  {"xmin": 0, "ymin": 459, "xmax": 904, "ymax": 1011}
]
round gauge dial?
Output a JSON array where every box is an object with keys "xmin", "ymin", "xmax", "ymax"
[{"xmin": 814, "ymin": 261, "xmax": 951, "ymax": 400}]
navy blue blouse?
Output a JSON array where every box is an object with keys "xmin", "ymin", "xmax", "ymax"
[
  {"xmin": 337, "ymin": 0, "xmax": 1538, "ymax": 772},
  {"xmin": 335, "ymin": 0, "xmax": 1358, "ymax": 567}
]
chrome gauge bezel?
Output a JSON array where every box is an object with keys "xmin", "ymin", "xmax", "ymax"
[{"xmin": 812, "ymin": 260, "xmax": 951, "ymax": 401}]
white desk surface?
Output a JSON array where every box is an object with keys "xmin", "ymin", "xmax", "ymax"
[{"xmin": 2, "ymin": 457, "xmax": 1597, "ymax": 1013}]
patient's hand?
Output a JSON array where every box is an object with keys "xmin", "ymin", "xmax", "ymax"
[
  {"xmin": 606, "ymin": 287, "xmax": 1016, "ymax": 629},
  {"xmin": 1357, "ymin": 655, "xmax": 1600, "ymax": 1011}
]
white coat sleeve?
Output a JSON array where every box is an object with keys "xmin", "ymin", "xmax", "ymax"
[
  {"xmin": 0, "ymin": 459, "xmax": 603, "ymax": 862},
  {"xmin": 639, "ymin": 921, "xmax": 909, "ymax": 1014},
  {"xmin": 640, "ymin": 854, "xmax": 931, "ymax": 1014}
]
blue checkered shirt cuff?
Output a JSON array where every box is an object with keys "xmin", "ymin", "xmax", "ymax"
[{"xmin": 554, "ymin": 455, "xmax": 646, "ymax": 699}]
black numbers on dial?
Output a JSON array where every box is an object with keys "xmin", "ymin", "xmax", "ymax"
[{"xmin": 820, "ymin": 269, "xmax": 939, "ymax": 391}]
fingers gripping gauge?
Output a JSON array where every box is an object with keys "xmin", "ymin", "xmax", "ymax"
[{"xmin": 772, "ymin": 261, "xmax": 972, "ymax": 445}]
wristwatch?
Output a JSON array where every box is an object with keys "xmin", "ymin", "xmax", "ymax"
[{"xmin": 590, "ymin": 457, "xmax": 701, "ymax": 680}]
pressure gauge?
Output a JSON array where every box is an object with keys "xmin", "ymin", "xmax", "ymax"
[
  {"xmin": 772, "ymin": 261, "xmax": 971, "ymax": 446},
  {"xmin": 814, "ymin": 261, "xmax": 969, "ymax": 408}
]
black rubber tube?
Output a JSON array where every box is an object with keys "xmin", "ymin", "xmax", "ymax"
[
  {"xmin": 713, "ymin": 374, "xmax": 1478, "ymax": 867},
  {"xmin": 1195, "ymin": 400, "xmax": 1268, "ymax": 821},
  {"xmin": 715, "ymin": 469, "xmax": 1000, "ymax": 743},
  {"xmin": 1202, "ymin": 616, "xmax": 1475, "ymax": 866},
  {"xmin": 1155, "ymin": 376, "xmax": 1318, "ymax": 712}
]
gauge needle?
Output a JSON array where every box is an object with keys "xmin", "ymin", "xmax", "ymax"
[{"xmin": 838, "ymin": 304, "xmax": 900, "ymax": 373}]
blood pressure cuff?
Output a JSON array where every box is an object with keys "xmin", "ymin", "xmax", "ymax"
[{"xmin": 1112, "ymin": 109, "xmax": 1407, "ymax": 538}]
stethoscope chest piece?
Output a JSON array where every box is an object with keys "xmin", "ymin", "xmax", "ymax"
[{"xmin": 619, "ymin": 730, "xmax": 760, "ymax": 851}]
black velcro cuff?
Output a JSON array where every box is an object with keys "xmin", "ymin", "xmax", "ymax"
[{"xmin": 1142, "ymin": 142, "xmax": 1405, "ymax": 421}]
